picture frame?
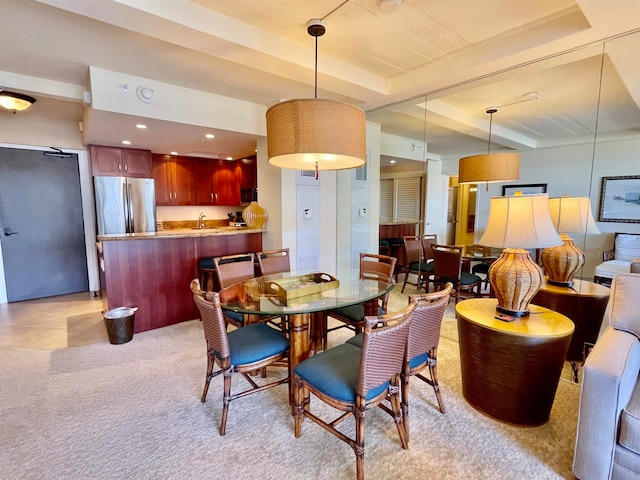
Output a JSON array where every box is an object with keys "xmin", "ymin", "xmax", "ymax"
[
  {"xmin": 501, "ymin": 183, "xmax": 547, "ymax": 196},
  {"xmin": 599, "ymin": 175, "xmax": 640, "ymax": 223}
]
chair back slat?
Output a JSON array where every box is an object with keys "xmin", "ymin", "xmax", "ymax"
[
  {"xmin": 357, "ymin": 302, "xmax": 415, "ymax": 396},
  {"xmin": 407, "ymin": 283, "xmax": 452, "ymax": 360},
  {"xmin": 431, "ymin": 244, "xmax": 463, "ymax": 280},
  {"xmin": 214, "ymin": 253, "xmax": 256, "ymax": 290},
  {"xmin": 360, "ymin": 252, "xmax": 396, "ymax": 278},
  {"xmin": 403, "ymin": 236, "xmax": 423, "ymax": 264},
  {"xmin": 422, "ymin": 235, "xmax": 438, "ymax": 261},
  {"xmin": 193, "ymin": 291, "xmax": 230, "ymax": 359},
  {"xmin": 257, "ymin": 248, "xmax": 290, "ymax": 276}
]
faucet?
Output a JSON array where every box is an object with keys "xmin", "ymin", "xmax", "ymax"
[{"xmin": 198, "ymin": 212, "xmax": 206, "ymax": 229}]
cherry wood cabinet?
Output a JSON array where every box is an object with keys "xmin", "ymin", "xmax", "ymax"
[
  {"xmin": 237, "ymin": 156, "xmax": 257, "ymax": 189},
  {"xmin": 152, "ymin": 154, "xmax": 196, "ymax": 206},
  {"xmin": 152, "ymin": 154, "xmax": 242, "ymax": 206},
  {"xmin": 89, "ymin": 145, "xmax": 152, "ymax": 178}
]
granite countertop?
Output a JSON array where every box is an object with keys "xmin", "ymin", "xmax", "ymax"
[{"xmin": 97, "ymin": 226, "xmax": 266, "ymax": 242}]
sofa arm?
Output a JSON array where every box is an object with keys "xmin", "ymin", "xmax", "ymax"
[
  {"xmin": 573, "ymin": 327, "xmax": 640, "ymax": 480},
  {"xmin": 631, "ymin": 258, "xmax": 640, "ymax": 274},
  {"xmin": 603, "ymin": 248, "xmax": 615, "ymax": 262}
]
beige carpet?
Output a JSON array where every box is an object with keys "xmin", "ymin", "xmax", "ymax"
[{"xmin": 0, "ymin": 286, "xmax": 580, "ymax": 480}]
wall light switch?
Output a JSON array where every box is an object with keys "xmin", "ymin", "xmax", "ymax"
[
  {"xmin": 304, "ymin": 208, "xmax": 312, "ymax": 219},
  {"xmin": 359, "ymin": 208, "xmax": 367, "ymax": 217}
]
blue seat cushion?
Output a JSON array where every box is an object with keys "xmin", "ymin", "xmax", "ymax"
[
  {"xmin": 439, "ymin": 272, "xmax": 481, "ymax": 286},
  {"xmin": 224, "ymin": 309, "xmax": 245, "ymax": 326},
  {"xmin": 409, "ymin": 260, "xmax": 434, "ymax": 273},
  {"xmin": 199, "ymin": 257, "xmax": 215, "ymax": 269},
  {"xmin": 379, "ymin": 239, "xmax": 390, "ymax": 247},
  {"xmin": 472, "ymin": 263, "xmax": 490, "ymax": 274},
  {"xmin": 387, "ymin": 237, "xmax": 404, "ymax": 246},
  {"xmin": 223, "ymin": 323, "xmax": 289, "ymax": 366},
  {"xmin": 346, "ymin": 334, "xmax": 429, "ymax": 370},
  {"xmin": 331, "ymin": 304, "xmax": 384, "ymax": 323},
  {"xmin": 294, "ymin": 343, "xmax": 388, "ymax": 402}
]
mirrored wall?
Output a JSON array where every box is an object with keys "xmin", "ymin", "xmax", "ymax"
[{"xmin": 367, "ymin": 29, "xmax": 640, "ymax": 284}]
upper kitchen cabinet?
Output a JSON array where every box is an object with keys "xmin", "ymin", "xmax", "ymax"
[
  {"xmin": 89, "ymin": 145, "xmax": 152, "ymax": 178},
  {"xmin": 212, "ymin": 159, "xmax": 240, "ymax": 206},
  {"xmin": 152, "ymin": 154, "xmax": 196, "ymax": 206},
  {"xmin": 236, "ymin": 156, "xmax": 257, "ymax": 189}
]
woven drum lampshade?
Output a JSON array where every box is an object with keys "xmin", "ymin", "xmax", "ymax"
[
  {"xmin": 480, "ymin": 194, "xmax": 562, "ymax": 317},
  {"xmin": 541, "ymin": 196, "xmax": 600, "ymax": 287},
  {"xmin": 266, "ymin": 98, "xmax": 366, "ymax": 171},
  {"xmin": 458, "ymin": 153, "xmax": 519, "ymax": 184}
]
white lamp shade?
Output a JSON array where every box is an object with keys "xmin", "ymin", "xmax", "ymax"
[
  {"xmin": 480, "ymin": 194, "xmax": 563, "ymax": 249},
  {"xmin": 548, "ymin": 196, "xmax": 600, "ymax": 235},
  {"xmin": 266, "ymin": 98, "xmax": 366, "ymax": 171}
]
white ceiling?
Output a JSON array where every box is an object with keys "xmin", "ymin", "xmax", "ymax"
[{"xmin": 1, "ymin": 0, "xmax": 640, "ymax": 164}]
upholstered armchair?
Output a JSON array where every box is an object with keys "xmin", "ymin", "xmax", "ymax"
[{"xmin": 573, "ymin": 273, "xmax": 640, "ymax": 480}]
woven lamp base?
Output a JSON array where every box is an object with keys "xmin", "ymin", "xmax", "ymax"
[
  {"xmin": 242, "ymin": 201, "xmax": 267, "ymax": 229},
  {"xmin": 541, "ymin": 234, "xmax": 584, "ymax": 287},
  {"xmin": 488, "ymin": 248, "xmax": 545, "ymax": 317}
]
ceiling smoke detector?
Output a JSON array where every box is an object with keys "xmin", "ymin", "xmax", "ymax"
[{"xmin": 377, "ymin": 0, "xmax": 403, "ymax": 13}]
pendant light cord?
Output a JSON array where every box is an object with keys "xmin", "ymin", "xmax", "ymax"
[{"xmin": 314, "ymin": 36, "xmax": 318, "ymax": 99}]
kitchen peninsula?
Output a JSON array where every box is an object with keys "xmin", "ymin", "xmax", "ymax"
[{"xmin": 97, "ymin": 227, "xmax": 265, "ymax": 333}]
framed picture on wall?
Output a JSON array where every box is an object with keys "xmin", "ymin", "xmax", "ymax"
[
  {"xmin": 502, "ymin": 184, "xmax": 547, "ymax": 196},
  {"xmin": 599, "ymin": 175, "xmax": 640, "ymax": 223}
]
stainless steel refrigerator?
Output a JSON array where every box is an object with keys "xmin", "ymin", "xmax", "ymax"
[{"xmin": 94, "ymin": 176, "xmax": 157, "ymax": 235}]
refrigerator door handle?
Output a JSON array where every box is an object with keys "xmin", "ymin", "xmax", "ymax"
[{"xmin": 126, "ymin": 182, "xmax": 134, "ymax": 232}]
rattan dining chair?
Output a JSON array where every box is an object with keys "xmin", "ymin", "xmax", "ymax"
[
  {"xmin": 327, "ymin": 252, "xmax": 397, "ymax": 338},
  {"xmin": 431, "ymin": 244, "xmax": 481, "ymax": 303},
  {"xmin": 293, "ymin": 302, "xmax": 416, "ymax": 480},
  {"xmin": 256, "ymin": 248, "xmax": 290, "ymax": 276},
  {"xmin": 213, "ymin": 253, "xmax": 257, "ymax": 328},
  {"xmin": 256, "ymin": 248, "xmax": 291, "ymax": 332},
  {"xmin": 191, "ymin": 280, "xmax": 289, "ymax": 436},
  {"xmin": 345, "ymin": 283, "xmax": 452, "ymax": 441}
]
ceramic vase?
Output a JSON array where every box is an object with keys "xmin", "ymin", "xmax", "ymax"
[{"xmin": 242, "ymin": 201, "xmax": 267, "ymax": 229}]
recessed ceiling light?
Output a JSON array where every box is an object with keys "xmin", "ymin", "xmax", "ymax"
[
  {"xmin": 122, "ymin": 140, "xmax": 131, "ymax": 145},
  {"xmin": 226, "ymin": 156, "xmax": 233, "ymax": 161},
  {"xmin": 205, "ymin": 133, "xmax": 215, "ymax": 139},
  {"xmin": 136, "ymin": 124, "xmax": 147, "ymax": 129},
  {"xmin": 390, "ymin": 160, "xmax": 396, "ymax": 164},
  {"xmin": 170, "ymin": 151, "xmax": 178, "ymax": 155}
]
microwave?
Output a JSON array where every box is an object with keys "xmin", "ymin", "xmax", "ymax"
[{"xmin": 240, "ymin": 187, "xmax": 257, "ymax": 203}]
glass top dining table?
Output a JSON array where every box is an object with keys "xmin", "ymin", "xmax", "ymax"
[{"xmin": 217, "ymin": 269, "xmax": 395, "ymax": 403}]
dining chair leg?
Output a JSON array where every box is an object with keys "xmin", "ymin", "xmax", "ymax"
[
  {"xmin": 354, "ymin": 398, "xmax": 366, "ymax": 480},
  {"xmin": 390, "ymin": 376, "xmax": 408, "ymax": 449},
  {"xmin": 427, "ymin": 350, "xmax": 445, "ymax": 414},
  {"xmin": 220, "ymin": 368, "xmax": 233, "ymax": 435},
  {"xmin": 400, "ymin": 371, "xmax": 410, "ymax": 442},
  {"xmin": 201, "ymin": 354, "xmax": 215, "ymax": 403},
  {"xmin": 293, "ymin": 375, "xmax": 306, "ymax": 437}
]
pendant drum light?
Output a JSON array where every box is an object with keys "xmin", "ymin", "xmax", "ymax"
[
  {"xmin": 458, "ymin": 108, "xmax": 519, "ymax": 185},
  {"xmin": 266, "ymin": 19, "xmax": 366, "ymax": 176}
]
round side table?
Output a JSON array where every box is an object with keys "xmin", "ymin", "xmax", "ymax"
[
  {"xmin": 532, "ymin": 278, "xmax": 610, "ymax": 382},
  {"xmin": 455, "ymin": 298, "xmax": 574, "ymax": 426}
]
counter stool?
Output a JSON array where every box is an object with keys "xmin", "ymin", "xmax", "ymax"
[
  {"xmin": 379, "ymin": 239, "xmax": 391, "ymax": 256},
  {"xmin": 198, "ymin": 257, "xmax": 217, "ymax": 291},
  {"xmin": 388, "ymin": 237, "xmax": 405, "ymax": 280}
]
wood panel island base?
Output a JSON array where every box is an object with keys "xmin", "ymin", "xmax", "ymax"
[
  {"xmin": 98, "ymin": 229, "xmax": 263, "ymax": 333},
  {"xmin": 455, "ymin": 298, "xmax": 574, "ymax": 426}
]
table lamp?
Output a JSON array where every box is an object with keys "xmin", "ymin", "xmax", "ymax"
[
  {"xmin": 541, "ymin": 196, "xmax": 600, "ymax": 287},
  {"xmin": 480, "ymin": 193, "xmax": 562, "ymax": 317}
]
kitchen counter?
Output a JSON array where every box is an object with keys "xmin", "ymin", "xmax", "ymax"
[
  {"xmin": 98, "ymin": 228, "xmax": 263, "ymax": 333},
  {"xmin": 97, "ymin": 226, "xmax": 266, "ymax": 241}
]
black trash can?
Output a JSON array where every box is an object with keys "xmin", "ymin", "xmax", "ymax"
[{"xmin": 103, "ymin": 306, "xmax": 137, "ymax": 344}]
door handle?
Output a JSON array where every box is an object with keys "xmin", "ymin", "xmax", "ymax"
[{"xmin": 3, "ymin": 227, "xmax": 19, "ymax": 236}]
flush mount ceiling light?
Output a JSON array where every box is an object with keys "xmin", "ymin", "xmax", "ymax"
[
  {"xmin": 377, "ymin": 0, "xmax": 403, "ymax": 13},
  {"xmin": 266, "ymin": 19, "xmax": 366, "ymax": 178},
  {"xmin": 0, "ymin": 90, "xmax": 36, "ymax": 111},
  {"xmin": 458, "ymin": 107, "xmax": 519, "ymax": 185}
]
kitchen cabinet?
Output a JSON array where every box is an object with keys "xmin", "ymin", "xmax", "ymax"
[
  {"xmin": 212, "ymin": 159, "xmax": 240, "ymax": 206},
  {"xmin": 237, "ymin": 156, "xmax": 257, "ymax": 189},
  {"xmin": 152, "ymin": 154, "xmax": 196, "ymax": 206},
  {"xmin": 152, "ymin": 155, "xmax": 241, "ymax": 206},
  {"xmin": 89, "ymin": 145, "xmax": 152, "ymax": 178}
]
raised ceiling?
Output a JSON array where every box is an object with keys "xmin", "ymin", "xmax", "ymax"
[{"xmin": 1, "ymin": 0, "xmax": 640, "ymax": 162}]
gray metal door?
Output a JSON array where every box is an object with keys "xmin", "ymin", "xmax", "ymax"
[{"xmin": 0, "ymin": 147, "xmax": 88, "ymax": 301}]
